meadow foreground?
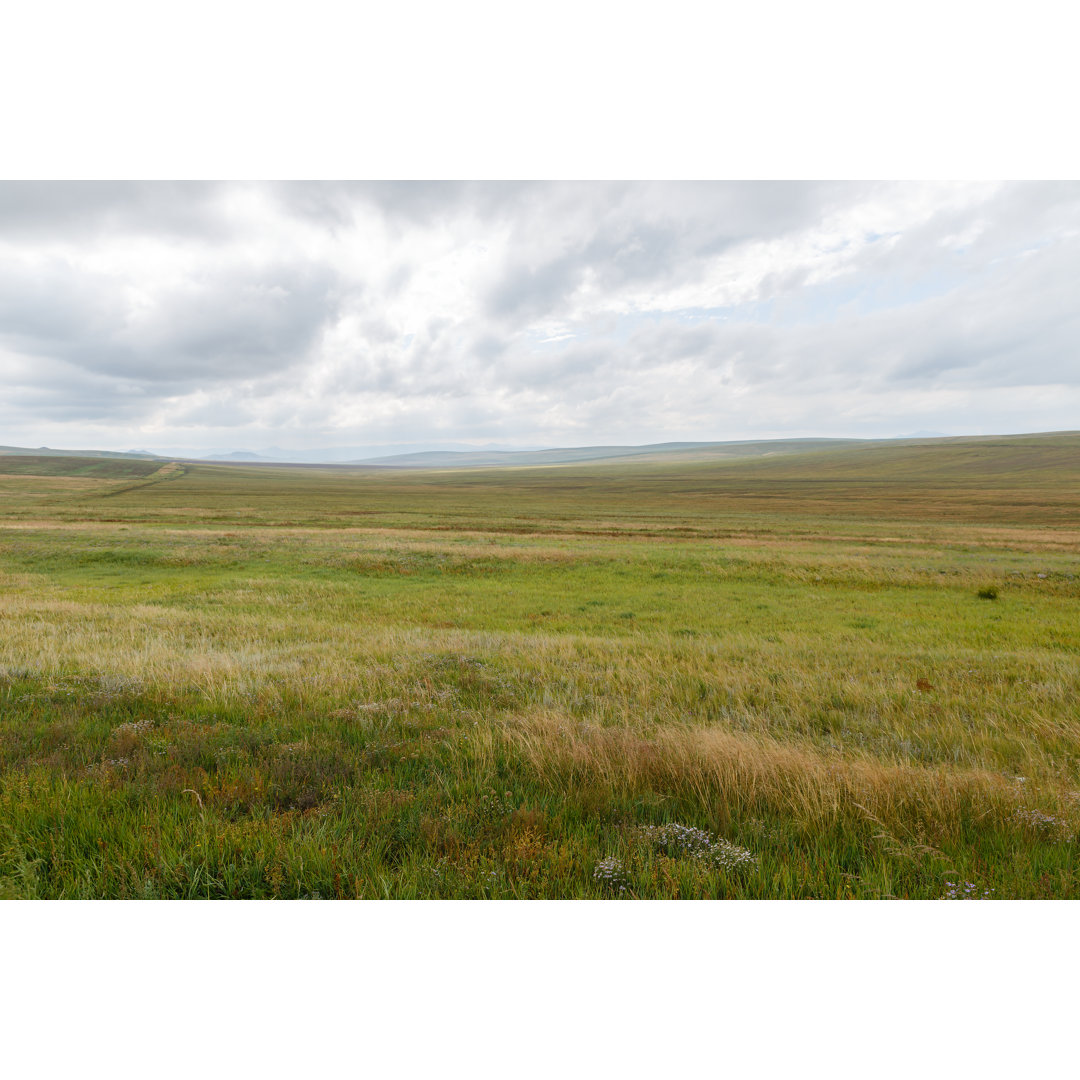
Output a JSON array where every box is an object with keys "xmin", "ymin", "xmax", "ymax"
[{"xmin": 1, "ymin": 434, "xmax": 1078, "ymax": 898}]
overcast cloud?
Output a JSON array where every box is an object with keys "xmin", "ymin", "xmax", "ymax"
[{"xmin": 1, "ymin": 180, "xmax": 1077, "ymax": 454}]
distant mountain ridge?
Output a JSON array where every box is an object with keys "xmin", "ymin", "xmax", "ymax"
[
  {"xmin": 154, "ymin": 442, "xmax": 547, "ymax": 463},
  {"xmin": 205, "ymin": 451, "xmax": 277, "ymax": 462},
  {"xmin": 348, "ymin": 439, "xmax": 866, "ymax": 468},
  {"xmin": 0, "ymin": 444, "xmax": 162, "ymax": 460},
  {"xmin": 3, "ymin": 432, "xmax": 1077, "ymax": 471}
]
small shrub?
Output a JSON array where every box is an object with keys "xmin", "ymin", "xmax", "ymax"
[
  {"xmin": 940, "ymin": 880, "xmax": 994, "ymax": 900},
  {"xmin": 976, "ymin": 586, "xmax": 998, "ymax": 600},
  {"xmin": 592, "ymin": 856, "xmax": 628, "ymax": 892},
  {"xmin": 1012, "ymin": 807, "xmax": 1075, "ymax": 842},
  {"xmin": 636, "ymin": 823, "xmax": 758, "ymax": 872}
]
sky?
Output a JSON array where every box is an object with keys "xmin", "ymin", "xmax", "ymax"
[{"xmin": 1, "ymin": 180, "xmax": 1078, "ymax": 456}]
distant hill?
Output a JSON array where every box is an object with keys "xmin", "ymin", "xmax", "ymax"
[
  {"xmin": 205, "ymin": 451, "xmax": 279, "ymax": 462},
  {"xmin": 706, "ymin": 430, "xmax": 1080, "ymax": 483},
  {"xmin": 146, "ymin": 442, "xmax": 547, "ymax": 463},
  {"xmin": 0, "ymin": 455, "xmax": 168, "ymax": 479},
  {"xmin": 3, "ymin": 432, "xmax": 1077, "ymax": 481},
  {"xmin": 0, "ymin": 444, "xmax": 161, "ymax": 460},
  {"xmin": 350, "ymin": 439, "xmax": 866, "ymax": 468}
]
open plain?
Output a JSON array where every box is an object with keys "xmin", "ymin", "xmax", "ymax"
[{"xmin": 1, "ymin": 432, "xmax": 1078, "ymax": 898}]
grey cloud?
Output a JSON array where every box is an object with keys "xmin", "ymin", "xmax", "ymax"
[
  {"xmin": 268, "ymin": 181, "xmax": 536, "ymax": 233},
  {"xmin": 471, "ymin": 333, "xmax": 508, "ymax": 362},
  {"xmin": 0, "ymin": 182, "xmax": 235, "ymax": 242},
  {"xmin": 3, "ymin": 365, "xmax": 156, "ymax": 423},
  {"xmin": 311, "ymin": 217, "xmax": 1080, "ymax": 412},
  {"xmin": 0, "ymin": 254, "xmax": 338, "ymax": 388},
  {"xmin": 485, "ymin": 248, "xmax": 585, "ymax": 323},
  {"xmin": 357, "ymin": 316, "xmax": 400, "ymax": 346},
  {"xmin": 483, "ymin": 230, "xmax": 1080, "ymax": 406},
  {"xmin": 483, "ymin": 181, "xmax": 854, "ymax": 322},
  {"xmin": 832, "ymin": 182, "xmax": 1080, "ymax": 289}
]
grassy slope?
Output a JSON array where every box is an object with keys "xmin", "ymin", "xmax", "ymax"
[
  {"xmin": 1, "ymin": 433, "xmax": 1078, "ymax": 898},
  {"xmin": 0, "ymin": 455, "xmax": 167, "ymax": 479},
  {"xmin": 0, "ymin": 446, "xmax": 161, "ymax": 462}
]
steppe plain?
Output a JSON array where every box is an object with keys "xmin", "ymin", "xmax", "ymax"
[{"xmin": 1, "ymin": 433, "xmax": 1078, "ymax": 898}]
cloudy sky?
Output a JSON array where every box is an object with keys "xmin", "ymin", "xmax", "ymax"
[{"xmin": 1, "ymin": 180, "xmax": 1078, "ymax": 455}]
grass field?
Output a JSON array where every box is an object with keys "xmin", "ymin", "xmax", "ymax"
[{"xmin": 1, "ymin": 433, "xmax": 1078, "ymax": 898}]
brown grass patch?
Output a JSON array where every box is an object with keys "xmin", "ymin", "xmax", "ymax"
[{"xmin": 501, "ymin": 710, "xmax": 1040, "ymax": 841}]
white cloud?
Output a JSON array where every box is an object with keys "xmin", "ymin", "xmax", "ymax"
[{"xmin": 1, "ymin": 180, "xmax": 1078, "ymax": 452}]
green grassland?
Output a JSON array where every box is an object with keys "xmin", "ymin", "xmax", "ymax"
[{"xmin": 1, "ymin": 433, "xmax": 1078, "ymax": 898}]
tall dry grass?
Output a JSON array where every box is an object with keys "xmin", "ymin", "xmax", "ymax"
[{"xmin": 501, "ymin": 710, "xmax": 1069, "ymax": 845}]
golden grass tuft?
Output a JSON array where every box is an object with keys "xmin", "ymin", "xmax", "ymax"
[{"xmin": 501, "ymin": 710, "xmax": 1052, "ymax": 842}]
